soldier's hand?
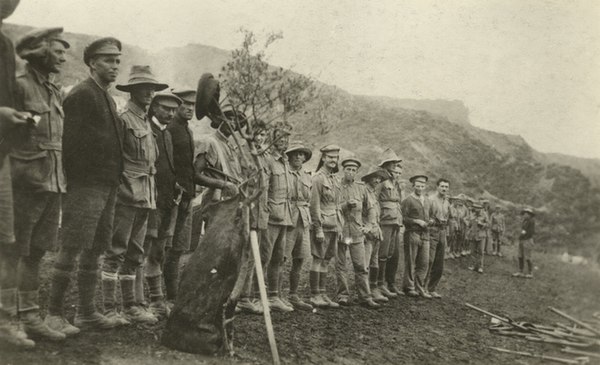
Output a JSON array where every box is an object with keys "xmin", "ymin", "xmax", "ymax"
[
  {"xmin": 414, "ymin": 219, "xmax": 427, "ymax": 228},
  {"xmin": 223, "ymin": 182, "xmax": 239, "ymax": 196},
  {"xmin": 0, "ymin": 107, "xmax": 29, "ymax": 127},
  {"xmin": 315, "ymin": 230, "xmax": 325, "ymax": 243}
]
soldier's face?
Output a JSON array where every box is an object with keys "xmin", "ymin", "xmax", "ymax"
[
  {"xmin": 367, "ymin": 176, "xmax": 382, "ymax": 188},
  {"xmin": 90, "ymin": 55, "xmax": 120, "ymax": 84},
  {"xmin": 274, "ymin": 133, "xmax": 289, "ymax": 152},
  {"xmin": 153, "ymin": 103, "xmax": 177, "ymax": 124},
  {"xmin": 289, "ymin": 151, "xmax": 306, "ymax": 170},
  {"xmin": 322, "ymin": 153, "xmax": 339, "ymax": 170},
  {"xmin": 413, "ymin": 181, "xmax": 426, "ymax": 196},
  {"xmin": 177, "ymin": 101, "xmax": 195, "ymax": 120},
  {"xmin": 130, "ymin": 85, "xmax": 156, "ymax": 108},
  {"xmin": 46, "ymin": 41, "xmax": 67, "ymax": 74},
  {"xmin": 437, "ymin": 182, "xmax": 449, "ymax": 196},
  {"xmin": 343, "ymin": 165, "xmax": 358, "ymax": 181},
  {"xmin": 253, "ymin": 129, "xmax": 267, "ymax": 146}
]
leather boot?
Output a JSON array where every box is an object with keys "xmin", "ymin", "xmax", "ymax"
[
  {"xmin": 18, "ymin": 290, "xmax": 65, "ymax": 341},
  {"xmin": 371, "ymin": 288, "xmax": 389, "ymax": 303},
  {"xmin": 75, "ymin": 270, "xmax": 118, "ymax": 330},
  {"xmin": 319, "ymin": 274, "xmax": 340, "ymax": 309},
  {"xmin": 289, "ymin": 294, "xmax": 313, "ymax": 311},
  {"xmin": 379, "ymin": 285, "xmax": 398, "ymax": 299},
  {"xmin": 0, "ymin": 288, "xmax": 35, "ymax": 348},
  {"xmin": 308, "ymin": 271, "xmax": 326, "ymax": 307},
  {"xmin": 360, "ymin": 298, "xmax": 381, "ymax": 309}
]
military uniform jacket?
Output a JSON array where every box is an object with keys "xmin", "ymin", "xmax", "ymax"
[
  {"xmin": 519, "ymin": 216, "xmax": 535, "ymax": 240},
  {"xmin": 401, "ymin": 193, "xmax": 430, "ymax": 233},
  {"xmin": 428, "ymin": 193, "xmax": 451, "ymax": 234},
  {"xmin": 310, "ymin": 169, "xmax": 343, "ymax": 234},
  {"xmin": 117, "ymin": 101, "xmax": 158, "ymax": 209},
  {"xmin": 288, "ymin": 166, "xmax": 312, "ymax": 229},
  {"xmin": 365, "ymin": 185, "xmax": 383, "ymax": 241},
  {"xmin": 11, "ymin": 63, "xmax": 66, "ymax": 193},
  {"xmin": 454, "ymin": 205, "xmax": 469, "ymax": 232},
  {"xmin": 490, "ymin": 212, "xmax": 505, "ymax": 233},
  {"xmin": 377, "ymin": 170, "xmax": 403, "ymax": 226},
  {"xmin": 151, "ymin": 119, "xmax": 177, "ymax": 210},
  {"xmin": 267, "ymin": 151, "xmax": 292, "ymax": 227},
  {"xmin": 340, "ymin": 180, "xmax": 376, "ymax": 243},
  {"xmin": 195, "ymin": 130, "xmax": 243, "ymax": 211},
  {"xmin": 167, "ymin": 116, "xmax": 195, "ymax": 199},
  {"xmin": 62, "ymin": 77, "xmax": 124, "ymax": 187},
  {"xmin": 468, "ymin": 210, "xmax": 489, "ymax": 240}
]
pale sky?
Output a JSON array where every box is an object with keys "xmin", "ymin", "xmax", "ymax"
[{"xmin": 8, "ymin": 0, "xmax": 600, "ymax": 159}]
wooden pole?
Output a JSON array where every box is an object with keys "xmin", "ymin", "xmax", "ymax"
[
  {"xmin": 562, "ymin": 347, "xmax": 600, "ymax": 359},
  {"xmin": 250, "ymin": 230, "xmax": 280, "ymax": 365},
  {"xmin": 549, "ymin": 307, "xmax": 600, "ymax": 337},
  {"xmin": 489, "ymin": 346, "xmax": 589, "ymax": 365},
  {"xmin": 464, "ymin": 303, "xmax": 528, "ymax": 331}
]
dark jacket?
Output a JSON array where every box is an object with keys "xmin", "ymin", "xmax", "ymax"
[
  {"xmin": 0, "ymin": 28, "xmax": 18, "ymax": 164},
  {"xmin": 401, "ymin": 193, "xmax": 430, "ymax": 233},
  {"xmin": 520, "ymin": 216, "xmax": 535, "ymax": 240},
  {"xmin": 151, "ymin": 119, "xmax": 177, "ymax": 210},
  {"xmin": 62, "ymin": 77, "xmax": 124, "ymax": 186},
  {"xmin": 167, "ymin": 116, "xmax": 195, "ymax": 198}
]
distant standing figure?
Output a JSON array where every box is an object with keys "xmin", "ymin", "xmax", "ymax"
[
  {"xmin": 513, "ymin": 208, "xmax": 536, "ymax": 279},
  {"xmin": 490, "ymin": 206, "xmax": 505, "ymax": 257},
  {"xmin": 467, "ymin": 202, "xmax": 488, "ymax": 273}
]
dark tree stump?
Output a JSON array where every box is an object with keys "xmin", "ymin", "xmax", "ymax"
[{"xmin": 162, "ymin": 196, "xmax": 250, "ymax": 354}]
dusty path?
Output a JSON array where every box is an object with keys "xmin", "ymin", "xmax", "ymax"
[{"xmin": 2, "ymin": 245, "xmax": 599, "ymax": 365}]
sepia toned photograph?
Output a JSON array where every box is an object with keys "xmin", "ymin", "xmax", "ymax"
[{"xmin": 1, "ymin": 0, "xmax": 599, "ymax": 364}]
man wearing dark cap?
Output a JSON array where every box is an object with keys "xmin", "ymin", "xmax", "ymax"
[
  {"xmin": 336, "ymin": 158, "xmax": 380, "ymax": 308},
  {"xmin": 376, "ymin": 148, "xmax": 404, "ymax": 298},
  {"xmin": 513, "ymin": 208, "xmax": 535, "ymax": 278},
  {"xmin": 0, "ymin": 0, "xmax": 37, "ymax": 348},
  {"xmin": 46, "ymin": 36, "xmax": 124, "ymax": 333},
  {"xmin": 8, "ymin": 27, "xmax": 70, "ymax": 342},
  {"xmin": 424, "ymin": 178, "xmax": 451, "ymax": 299},
  {"xmin": 308, "ymin": 144, "xmax": 343, "ymax": 309},
  {"xmin": 142, "ymin": 92, "xmax": 183, "ymax": 318},
  {"xmin": 361, "ymin": 167, "xmax": 389, "ymax": 303},
  {"xmin": 100, "ymin": 65, "xmax": 167, "ymax": 325},
  {"xmin": 401, "ymin": 175, "xmax": 430, "ymax": 298},
  {"xmin": 164, "ymin": 88, "xmax": 196, "ymax": 304},
  {"xmin": 282, "ymin": 141, "xmax": 313, "ymax": 311}
]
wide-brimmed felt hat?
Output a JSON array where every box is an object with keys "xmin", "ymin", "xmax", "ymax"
[
  {"xmin": 521, "ymin": 207, "xmax": 535, "ymax": 216},
  {"xmin": 409, "ymin": 174, "xmax": 428, "ymax": 184},
  {"xmin": 172, "ymin": 88, "xmax": 196, "ymax": 103},
  {"xmin": 116, "ymin": 65, "xmax": 167, "ymax": 92},
  {"xmin": 361, "ymin": 168, "xmax": 389, "ymax": 183},
  {"xmin": 195, "ymin": 73, "xmax": 221, "ymax": 120},
  {"xmin": 378, "ymin": 147, "xmax": 402, "ymax": 168},
  {"xmin": 83, "ymin": 37, "xmax": 121, "ymax": 66},
  {"xmin": 151, "ymin": 91, "xmax": 182, "ymax": 109},
  {"xmin": 16, "ymin": 27, "xmax": 70, "ymax": 60},
  {"xmin": 341, "ymin": 157, "xmax": 361, "ymax": 169},
  {"xmin": 285, "ymin": 141, "xmax": 312, "ymax": 162}
]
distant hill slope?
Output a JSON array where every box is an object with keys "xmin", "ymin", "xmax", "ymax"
[{"xmin": 4, "ymin": 23, "xmax": 599, "ymax": 251}]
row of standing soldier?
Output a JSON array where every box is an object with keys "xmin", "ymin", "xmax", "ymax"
[{"xmin": 0, "ymin": 21, "xmax": 535, "ymax": 350}]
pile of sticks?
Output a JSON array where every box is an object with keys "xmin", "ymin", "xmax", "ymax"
[{"xmin": 465, "ymin": 303, "xmax": 600, "ymax": 364}]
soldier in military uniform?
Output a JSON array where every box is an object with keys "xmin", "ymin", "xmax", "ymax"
[
  {"xmin": 261, "ymin": 128, "xmax": 294, "ymax": 312},
  {"xmin": 453, "ymin": 195, "xmax": 469, "ymax": 257},
  {"xmin": 401, "ymin": 175, "xmax": 430, "ymax": 298},
  {"xmin": 490, "ymin": 205, "xmax": 505, "ymax": 257},
  {"xmin": 282, "ymin": 141, "xmax": 314, "ymax": 311},
  {"xmin": 336, "ymin": 158, "xmax": 380, "ymax": 308},
  {"xmin": 447, "ymin": 196, "xmax": 459, "ymax": 259},
  {"xmin": 142, "ymin": 91, "xmax": 183, "ymax": 318},
  {"xmin": 101, "ymin": 66, "xmax": 167, "ymax": 325},
  {"xmin": 513, "ymin": 208, "xmax": 536, "ymax": 278},
  {"xmin": 424, "ymin": 178, "xmax": 451, "ymax": 298},
  {"xmin": 376, "ymin": 148, "xmax": 404, "ymax": 298},
  {"xmin": 308, "ymin": 145, "xmax": 343, "ymax": 309},
  {"xmin": 164, "ymin": 89, "xmax": 196, "ymax": 304},
  {"xmin": 46, "ymin": 37, "xmax": 124, "ymax": 333},
  {"xmin": 468, "ymin": 202, "xmax": 489, "ymax": 273},
  {"xmin": 361, "ymin": 167, "xmax": 389, "ymax": 303},
  {"xmin": 10, "ymin": 27, "xmax": 70, "ymax": 342}
]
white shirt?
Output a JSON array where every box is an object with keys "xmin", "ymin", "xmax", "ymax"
[{"xmin": 152, "ymin": 116, "xmax": 167, "ymax": 131}]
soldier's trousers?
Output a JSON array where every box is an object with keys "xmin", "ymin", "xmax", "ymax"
[
  {"xmin": 425, "ymin": 227, "xmax": 446, "ymax": 293},
  {"xmin": 403, "ymin": 231, "xmax": 429, "ymax": 293},
  {"xmin": 261, "ymin": 224, "xmax": 287, "ymax": 296},
  {"xmin": 381, "ymin": 225, "xmax": 402, "ymax": 286},
  {"xmin": 492, "ymin": 231, "xmax": 502, "ymax": 253},
  {"xmin": 470, "ymin": 239, "xmax": 484, "ymax": 270},
  {"xmin": 103, "ymin": 204, "xmax": 149, "ymax": 276},
  {"xmin": 335, "ymin": 240, "xmax": 371, "ymax": 300}
]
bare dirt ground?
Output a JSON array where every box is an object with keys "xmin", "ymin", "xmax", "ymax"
[{"xmin": 2, "ymin": 243, "xmax": 599, "ymax": 365}]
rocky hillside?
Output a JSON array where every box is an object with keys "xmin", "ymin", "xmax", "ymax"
[{"xmin": 4, "ymin": 23, "xmax": 599, "ymax": 254}]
